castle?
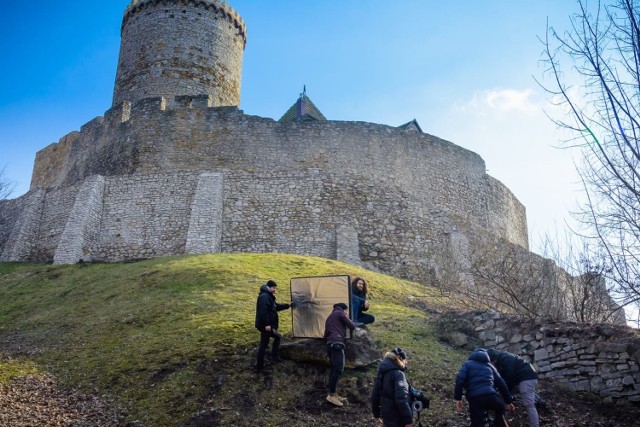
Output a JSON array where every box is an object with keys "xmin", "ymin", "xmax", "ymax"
[{"xmin": 0, "ymin": 0, "xmax": 528, "ymax": 286}]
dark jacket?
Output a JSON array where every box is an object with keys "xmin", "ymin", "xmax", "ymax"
[
  {"xmin": 454, "ymin": 349, "xmax": 514, "ymax": 403},
  {"xmin": 352, "ymin": 287, "xmax": 367, "ymax": 316},
  {"xmin": 486, "ymin": 348, "xmax": 538, "ymax": 390},
  {"xmin": 371, "ymin": 353, "xmax": 413, "ymax": 427},
  {"xmin": 254, "ymin": 284, "xmax": 290, "ymax": 331},
  {"xmin": 324, "ymin": 306, "xmax": 356, "ymax": 343}
]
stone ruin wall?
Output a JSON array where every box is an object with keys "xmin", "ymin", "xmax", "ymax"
[
  {"xmin": 439, "ymin": 310, "xmax": 640, "ymax": 406},
  {"xmin": 0, "ymin": 98, "xmax": 528, "ymax": 286}
]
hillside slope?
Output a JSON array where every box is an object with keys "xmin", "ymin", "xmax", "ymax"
[{"xmin": 1, "ymin": 254, "xmax": 639, "ymax": 426}]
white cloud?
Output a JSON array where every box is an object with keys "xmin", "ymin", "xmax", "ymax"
[{"xmin": 455, "ymin": 88, "xmax": 541, "ymax": 117}]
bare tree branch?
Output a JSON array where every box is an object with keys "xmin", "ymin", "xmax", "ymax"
[{"xmin": 540, "ymin": 0, "xmax": 640, "ymax": 320}]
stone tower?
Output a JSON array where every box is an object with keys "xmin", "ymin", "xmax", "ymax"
[{"xmin": 112, "ymin": 0, "xmax": 247, "ymax": 107}]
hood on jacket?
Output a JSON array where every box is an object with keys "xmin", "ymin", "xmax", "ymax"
[
  {"xmin": 259, "ymin": 284, "xmax": 274, "ymax": 295},
  {"xmin": 379, "ymin": 351, "xmax": 406, "ymax": 373},
  {"xmin": 469, "ymin": 348, "xmax": 490, "ymax": 364},
  {"xmin": 486, "ymin": 348, "xmax": 500, "ymax": 362}
]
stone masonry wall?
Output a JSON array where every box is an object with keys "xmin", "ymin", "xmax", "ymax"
[
  {"xmin": 0, "ymin": 190, "xmax": 46, "ymax": 262},
  {"xmin": 96, "ymin": 172, "xmax": 200, "ymax": 261},
  {"xmin": 28, "ymin": 99, "xmax": 528, "ymax": 246},
  {"xmin": 1, "ymin": 98, "xmax": 530, "ymax": 287},
  {"xmin": 53, "ymin": 176, "xmax": 106, "ymax": 264},
  {"xmin": 185, "ymin": 173, "xmax": 224, "ymax": 255},
  {"xmin": 114, "ymin": 0, "xmax": 246, "ymax": 106},
  {"xmin": 439, "ymin": 310, "xmax": 640, "ymax": 406}
]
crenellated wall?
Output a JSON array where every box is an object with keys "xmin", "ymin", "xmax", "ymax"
[
  {"xmin": 113, "ymin": 0, "xmax": 246, "ymax": 106},
  {"xmin": 0, "ymin": 97, "xmax": 529, "ymax": 283},
  {"xmin": 438, "ymin": 310, "xmax": 640, "ymax": 405}
]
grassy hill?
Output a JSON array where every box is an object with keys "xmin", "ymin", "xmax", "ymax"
[
  {"xmin": 3, "ymin": 254, "xmax": 637, "ymax": 426},
  {"xmin": 0, "ymin": 254, "xmax": 473, "ymax": 426}
]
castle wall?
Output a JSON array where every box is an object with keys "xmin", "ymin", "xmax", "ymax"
[
  {"xmin": 53, "ymin": 176, "xmax": 106, "ymax": 264},
  {"xmin": 9, "ymin": 100, "xmax": 529, "ymax": 287},
  {"xmin": 113, "ymin": 0, "xmax": 246, "ymax": 107},
  {"xmin": 0, "ymin": 190, "xmax": 46, "ymax": 262},
  {"xmin": 223, "ymin": 170, "xmax": 336, "ymax": 257},
  {"xmin": 486, "ymin": 175, "xmax": 529, "ymax": 247},
  {"xmin": 32, "ymin": 186, "xmax": 80, "ymax": 262},
  {"xmin": 95, "ymin": 172, "xmax": 199, "ymax": 261},
  {"xmin": 0, "ymin": 198, "xmax": 22, "ymax": 252},
  {"xmin": 185, "ymin": 173, "xmax": 224, "ymax": 254}
]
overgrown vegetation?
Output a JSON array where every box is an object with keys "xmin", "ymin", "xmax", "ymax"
[{"xmin": 0, "ymin": 254, "xmax": 471, "ymax": 426}]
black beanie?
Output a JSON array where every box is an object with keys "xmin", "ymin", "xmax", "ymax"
[
  {"xmin": 392, "ymin": 347, "xmax": 407, "ymax": 360},
  {"xmin": 333, "ymin": 303, "xmax": 348, "ymax": 310},
  {"xmin": 266, "ymin": 280, "xmax": 277, "ymax": 288}
]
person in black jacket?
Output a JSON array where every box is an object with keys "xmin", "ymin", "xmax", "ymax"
[
  {"xmin": 371, "ymin": 348, "xmax": 414, "ymax": 427},
  {"xmin": 487, "ymin": 348, "xmax": 540, "ymax": 427},
  {"xmin": 454, "ymin": 349, "xmax": 515, "ymax": 427},
  {"xmin": 324, "ymin": 302, "xmax": 356, "ymax": 406},
  {"xmin": 254, "ymin": 280, "xmax": 294, "ymax": 373}
]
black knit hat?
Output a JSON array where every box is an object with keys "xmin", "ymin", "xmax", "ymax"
[
  {"xmin": 392, "ymin": 347, "xmax": 407, "ymax": 360},
  {"xmin": 333, "ymin": 303, "xmax": 348, "ymax": 310},
  {"xmin": 266, "ymin": 280, "xmax": 277, "ymax": 288}
]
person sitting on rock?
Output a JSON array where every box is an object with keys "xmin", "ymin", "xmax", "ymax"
[{"xmin": 351, "ymin": 276, "xmax": 375, "ymax": 326}]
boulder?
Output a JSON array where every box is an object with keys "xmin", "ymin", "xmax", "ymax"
[{"xmin": 280, "ymin": 327, "xmax": 381, "ymax": 368}]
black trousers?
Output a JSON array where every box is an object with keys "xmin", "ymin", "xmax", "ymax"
[
  {"xmin": 468, "ymin": 393, "xmax": 508, "ymax": 427},
  {"xmin": 256, "ymin": 329, "xmax": 281, "ymax": 370},
  {"xmin": 327, "ymin": 342, "xmax": 345, "ymax": 393}
]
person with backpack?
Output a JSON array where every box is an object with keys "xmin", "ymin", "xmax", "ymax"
[
  {"xmin": 487, "ymin": 348, "xmax": 540, "ymax": 427},
  {"xmin": 324, "ymin": 303, "xmax": 356, "ymax": 406},
  {"xmin": 454, "ymin": 348, "xmax": 515, "ymax": 427},
  {"xmin": 371, "ymin": 348, "xmax": 414, "ymax": 427}
]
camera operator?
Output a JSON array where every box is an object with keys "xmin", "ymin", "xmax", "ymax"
[{"xmin": 371, "ymin": 348, "xmax": 420, "ymax": 427}]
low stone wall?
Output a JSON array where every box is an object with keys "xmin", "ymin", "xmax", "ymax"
[{"xmin": 437, "ymin": 310, "xmax": 640, "ymax": 406}]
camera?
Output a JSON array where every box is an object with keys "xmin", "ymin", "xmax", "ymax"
[{"xmin": 410, "ymin": 388, "xmax": 430, "ymax": 412}]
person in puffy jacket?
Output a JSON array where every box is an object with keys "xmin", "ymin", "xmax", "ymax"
[
  {"xmin": 454, "ymin": 349, "xmax": 515, "ymax": 427},
  {"xmin": 371, "ymin": 348, "xmax": 414, "ymax": 427},
  {"xmin": 487, "ymin": 348, "xmax": 539, "ymax": 427},
  {"xmin": 254, "ymin": 280, "xmax": 294, "ymax": 372}
]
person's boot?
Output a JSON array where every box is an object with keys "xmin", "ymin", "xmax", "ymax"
[
  {"xmin": 326, "ymin": 393, "xmax": 344, "ymax": 407},
  {"xmin": 335, "ymin": 393, "xmax": 348, "ymax": 403}
]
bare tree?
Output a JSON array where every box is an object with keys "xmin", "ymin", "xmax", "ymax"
[
  {"xmin": 467, "ymin": 239, "xmax": 567, "ymax": 320},
  {"xmin": 0, "ymin": 165, "xmax": 15, "ymax": 201},
  {"xmin": 433, "ymin": 235, "xmax": 567, "ymax": 320},
  {"xmin": 539, "ymin": 233, "xmax": 627, "ymax": 324},
  {"xmin": 541, "ymin": 0, "xmax": 640, "ymax": 317}
]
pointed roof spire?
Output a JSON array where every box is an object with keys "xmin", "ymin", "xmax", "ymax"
[
  {"xmin": 397, "ymin": 119, "xmax": 423, "ymax": 133},
  {"xmin": 279, "ymin": 86, "xmax": 326, "ymax": 122}
]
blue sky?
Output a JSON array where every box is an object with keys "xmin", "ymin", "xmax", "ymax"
[{"xmin": 0, "ymin": 0, "xmax": 583, "ymax": 254}]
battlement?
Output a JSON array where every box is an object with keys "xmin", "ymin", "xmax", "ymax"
[
  {"xmin": 114, "ymin": 0, "xmax": 245, "ymax": 107},
  {"xmin": 123, "ymin": 0, "xmax": 247, "ymax": 47}
]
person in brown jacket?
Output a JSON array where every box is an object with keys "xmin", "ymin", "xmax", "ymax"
[{"xmin": 324, "ymin": 302, "xmax": 356, "ymax": 406}]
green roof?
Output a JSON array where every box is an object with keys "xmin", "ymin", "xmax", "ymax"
[{"xmin": 279, "ymin": 90, "xmax": 326, "ymax": 122}]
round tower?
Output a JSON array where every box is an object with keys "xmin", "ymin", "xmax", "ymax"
[{"xmin": 113, "ymin": 0, "xmax": 246, "ymax": 107}]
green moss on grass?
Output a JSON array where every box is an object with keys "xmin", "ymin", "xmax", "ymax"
[{"xmin": 0, "ymin": 254, "xmax": 470, "ymax": 426}]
